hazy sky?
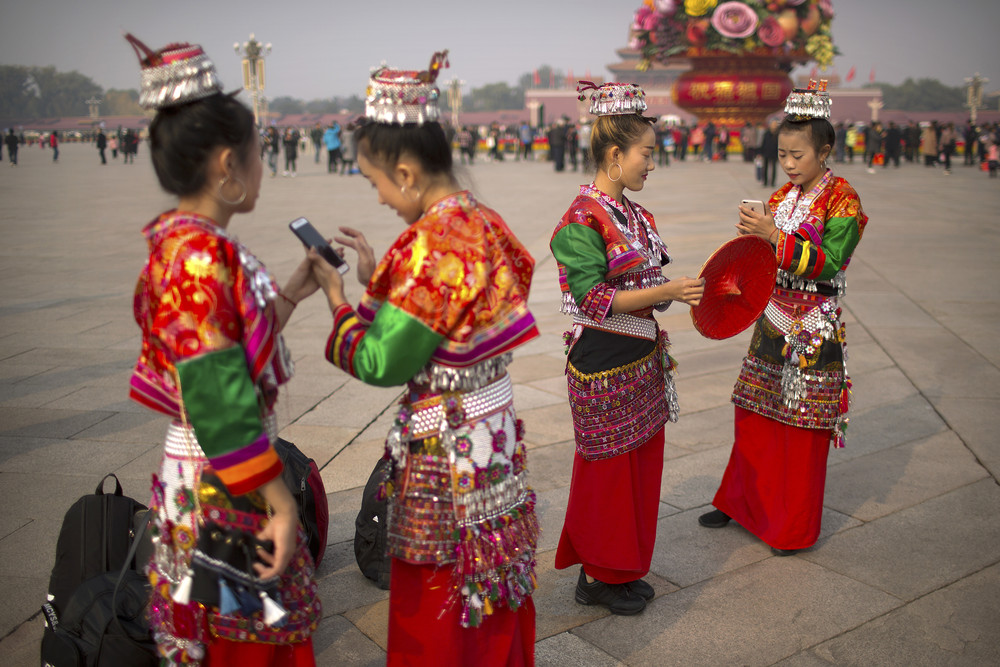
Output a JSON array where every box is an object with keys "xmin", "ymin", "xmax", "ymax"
[{"xmin": 1, "ymin": 0, "xmax": 997, "ymax": 102}]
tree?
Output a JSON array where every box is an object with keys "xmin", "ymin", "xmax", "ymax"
[
  {"xmin": 269, "ymin": 96, "xmax": 305, "ymax": 115},
  {"xmin": 464, "ymin": 82, "xmax": 524, "ymax": 112},
  {"xmin": 0, "ymin": 65, "xmax": 102, "ymax": 118},
  {"xmin": 866, "ymin": 78, "xmax": 966, "ymax": 112},
  {"xmin": 103, "ymin": 89, "xmax": 143, "ymax": 116}
]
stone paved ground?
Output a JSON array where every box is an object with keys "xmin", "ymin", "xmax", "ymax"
[{"xmin": 1, "ymin": 142, "xmax": 998, "ymax": 666}]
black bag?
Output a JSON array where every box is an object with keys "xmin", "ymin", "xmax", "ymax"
[
  {"xmin": 275, "ymin": 437, "xmax": 329, "ymax": 566},
  {"xmin": 354, "ymin": 457, "xmax": 391, "ymax": 590},
  {"xmin": 40, "ymin": 512, "xmax": 157, "ymax": 667},
  {"xmin": 45, "ymin": 474, "xmax": 150, "ymax": 620}
]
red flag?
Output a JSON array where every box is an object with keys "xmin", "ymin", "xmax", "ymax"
[
  {"xmin": 533, "ymin": 69, "xmax": 540, "ymax": 86},
  {"xmin": 869, "ymin": 68, "xmax": 876, "ymax": 83},
  {"xmin": 846, "ymin": 66, "xmax": 856, "ymax": 82}
]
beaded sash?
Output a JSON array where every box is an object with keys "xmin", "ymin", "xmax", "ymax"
[
  {"xmin": 382, "ymin": 355, "xmax": 538, "ymax": 628},
  {"xmin": 566, "ymin": 343, "xmax": 672, "ymax": 461}
]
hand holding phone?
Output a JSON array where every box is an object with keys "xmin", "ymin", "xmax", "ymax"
[
  {"xmin": 740, "ymin": 199, "xmax": 765, "ymax": 216},
  {"xmin": 289, "ymin": 217, "xmax": 349, "ymax": 275}
]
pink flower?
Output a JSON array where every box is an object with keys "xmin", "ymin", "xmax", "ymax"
[
  {"xmin": 785, "ymin": 0, "xmax": 807, "ymax": 5},
  {"xmin": 711, "ymin": 1, "xmax": 759, "ymax": 39},
  {"xmin": 819, "ymin": 0, "xmax": 834, "ymax": 19},
  {"xmin": 633, "ymin": 5, "xmax": 653, "ymax": 30},
  {"xmin": 643, "ymin": 10, "xmax": 664, "ymax": 31},
  {"xmin": 757, "ymin": 16, "xmax": 787, "ymax": 46},
  {"xmin": 654, "ymin": 0, "xmax": 678, "ymax": 14}
]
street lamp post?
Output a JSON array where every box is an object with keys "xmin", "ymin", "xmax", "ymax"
[
  {"xmin": 446, "ymin": 78, "xmax": 464, "ymax": 128},
  {"xmin": 86, "ymin": 96, "xmax": 101, "ymax": 127},
  {"xmin": 965, "ymin": 73, "xmax": 988, "ymax": 125},
  {"xmin": 234, "ymin": 34, "xmax": 271, "ymax": 127}
]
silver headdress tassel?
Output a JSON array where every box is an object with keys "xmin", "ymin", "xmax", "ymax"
[
  {"xmin": 577, "ymin": 81, "xmax": 647, "ymax": 116},
  {"xmin": 784, "ymin": 79, "xmax": 832, "ymax": 120},
  {"xmin": 125, "ymin": 33, "xmax": 223, "ymax": 110},
  {"xmin": 365, "ymin": 50, "xmax": 449, "ymax": 126}
]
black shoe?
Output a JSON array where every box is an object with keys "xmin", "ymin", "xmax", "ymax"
[
  {"xmin": 575, "ymin": 568, "xmax": 646, "ymax": 615},
  {"xmin": 771, "ymin": 547, "xmax": 798, "ymax": 557},
  {"xmin": 698, "ymin": 509, "xmax": 731, "ymax": 528},
  {"xmin": 626, "ymin": 578, "xmax": 655, "ymax": 601}
]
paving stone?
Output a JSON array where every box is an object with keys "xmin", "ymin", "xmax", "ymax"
[
  {"xmin": 826, "ymin": 430, "xmax": 988, "ymax": 521},
  {"xmin": 311, "ymin": 613, "xmax": 386, "ymax": 667},
  {"xmin": 2, "ymin": 146, "xmax": 999, "ymax": 663},
  {"xmin": 933, "ymin": 396, "xmax": 1000, "ymax": 483},
  {"xmin": 651, "ymin": 506, "xmax": 861, "ymax": 589},
  {"xmin": 802, "ymin": 479, "xmax": 1000, "ymax": 601},
  {"xmin": 536, "ymin": 632, "xmax": 625, "ymax": 667},
  {"xmin": 573, "ymin": 556, "xmax": 900, "ymax": 666},
  {"xmin": 778, "ymin": 561, "xmax": 1000, "ymax": 667}
]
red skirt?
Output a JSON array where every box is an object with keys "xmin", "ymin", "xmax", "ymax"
[
  {"xmin": 203, "ymin": 636, "xmax": 315, "ymax": 666},
  {"xmin": 713, "ymin": 407, "xmax": 831, "ymax": 550},
  {"xmin": 555, "ymin": 429, "xmax": 665, "ymax": 584},
  {"xmin": 387, "ymin": 559, "xmax": 535, "ymax": 667}
]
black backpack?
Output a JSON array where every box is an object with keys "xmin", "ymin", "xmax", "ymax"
[
  {"xmin": 44, "ymin": 475, "xmax": 150, "ymax": 618},
  {"xmin": 354, "ymin": 457, "xmax": 391, "ymax": 589},
  {"xmin": 275, "ymin": 437, "xmax": 329, "ymax": 567},
  {"xmin": 40, "ymin": 474, "xmax": 157, "ymax": 667}
]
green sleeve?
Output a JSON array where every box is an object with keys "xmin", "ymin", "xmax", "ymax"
[
  {"xmin": 551, "ymin": 224, "xmax": 609, "ymax": 304},
  {"xmin": 326, "ymin": 302, "xmax": 445, "ymax": 387}
]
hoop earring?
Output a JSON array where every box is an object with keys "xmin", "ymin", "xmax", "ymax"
[
  {"xmin": 400, "ymin": 184, "xmax": 421, "ymax": 202},
  {"xmin": 607, "ymin": 162, "xmax": 623, "ymax": 182},
  {"xmin": 218, "ymin": 175, "xmax": 247, "ymax": 206}
]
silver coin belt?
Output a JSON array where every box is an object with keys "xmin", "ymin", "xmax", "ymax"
[
  {"xmin": 573, "ymin": 311, "xmax": 657, "ymax": 341},
  {"xmin": 408, "ymin": 374, "xmax": 513, "ymax": 440}
]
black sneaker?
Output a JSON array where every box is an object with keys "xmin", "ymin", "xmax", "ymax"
[
  {"xmin": 575, "ymin": 568, "xmax": 646, "ymax": 615},
  {"xmin": 626, "ymin": 578, "xmax": 655, "ymax": 601},
  {"xmin": 698, "ymin": 509, "xmax": 731, "ymax": 528},
  {"xmin": 771, "ymin": 547, "xmax": 798, "ymax": 557}
]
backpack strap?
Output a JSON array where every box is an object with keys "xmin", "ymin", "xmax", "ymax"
[{"xmin": 110, "ymin": 510, "xmax": 152, "ymax": 636}]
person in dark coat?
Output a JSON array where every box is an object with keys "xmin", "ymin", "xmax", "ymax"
[
  {"xmin": 5, "ymin": 128, "xmax": 19, "ymax": 166},
  {"xmin": 759, "ymin": 119, "xmax": 779, "ymax": 187},
  {"xmin": 96, "ymin": 129, "xmax": 107, "ymax": 164},
  {"xmin": 548, "ymin": 117, "xmax": 569, "ymax": 172},
  {"xmin": 883, "ymin": 121, "xmax": 902, "ymax": 168}
]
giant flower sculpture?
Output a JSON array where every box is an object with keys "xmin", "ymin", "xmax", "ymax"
[{"xmin": 631, "ymin": 0, "xmax": 837, "ymax": 68}]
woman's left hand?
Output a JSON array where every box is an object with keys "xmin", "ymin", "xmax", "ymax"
[{"xmin": 735, "ymin": 204, "xmax": 776, "ymax": 240}]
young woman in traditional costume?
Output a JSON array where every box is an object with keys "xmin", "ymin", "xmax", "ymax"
[
  {"xmin": 699, "ymin": 81, "xmax": 868, "ymax": 556},
  {"xmin": 307, "ymin": 52, "xmax": 540, "ymax": 665},
  {"xmin": 551, "ymin": 82, "xmax": 704, "ymax": 616},
  {"xmin": 126, "ymin": 35, "xmax": 321, "ymax": 665}
]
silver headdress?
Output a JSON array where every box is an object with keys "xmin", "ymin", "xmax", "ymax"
[
  {"xmin": 784, "ymin": 79, "xmax": 832, "ymax": 120},
  {"xmin": 126, "ymin": 33, "xmax": 223, "ymax": 110},
  {"xmin": 577, "ymin": 81, "xmax": 647, "ymax": 116},
  {"xmin": 365, "ymin": 51, "xmax": 449, "ymax": 125}
]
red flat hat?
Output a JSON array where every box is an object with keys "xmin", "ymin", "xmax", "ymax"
[{"xmin": 691, "ymin": 235, "xmax": 777, "ymax": 340}]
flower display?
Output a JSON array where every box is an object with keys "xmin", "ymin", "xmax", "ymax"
[{"xmin": 633, "ymin": 0, "xmax": 838, "ymax": 68}]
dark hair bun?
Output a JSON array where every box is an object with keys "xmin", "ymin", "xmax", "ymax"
[{"xmin": 149, "ymin": 93, "xmax": 256, "ymax": 196}]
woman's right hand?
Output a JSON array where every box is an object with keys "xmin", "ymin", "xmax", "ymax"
[
  {"xmin": 253, "ymin": 476, "xmax": 299, "ymax": 580},
  {"xmin": 333, "ymin": 226, "xmax": 376, "ymax": 286},
  {"xmin": 307, "ymin": 246, "xmax": 347, "ymax": 309},
  {"xmin": 663, "ymin": 276, "xmax": 706, "ymax": 307}
]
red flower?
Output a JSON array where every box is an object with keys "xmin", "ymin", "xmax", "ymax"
[{"xmin": 686, "ymin": 19, "xmax": 709, "ymax": 46}]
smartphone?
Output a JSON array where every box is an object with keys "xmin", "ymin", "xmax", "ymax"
[
  {"xmin": 740, "ymin": 199, "xmax": 765, "ymax": 216},
  {"xmin": 289, "ymin": 217, "xmax": 349, "ymax": 275}
]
